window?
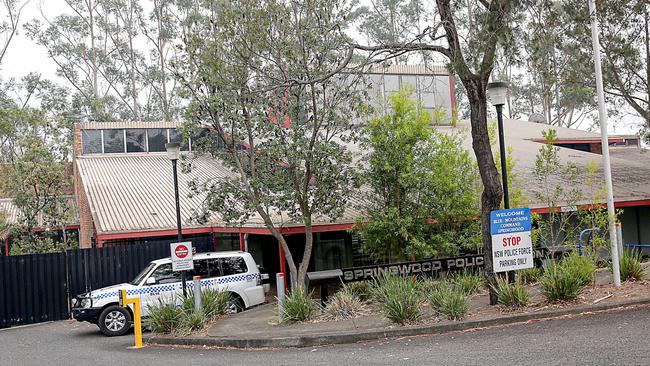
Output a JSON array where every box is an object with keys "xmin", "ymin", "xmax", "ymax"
[
  {"xmin": 170, "ymin": 129, "xmax": 189, "ymax": 151},
  {"xmin": 82, "ymin": 130, "xmax": 102, "ymax": 154},
  {"xmin": 215, "ymin": 233, "xmax": 240, "ymax": 251},
  {"xmin": 187, "ymin": 258, "xmax": 223, "ymax": 278},
  {"xmin": 126, "ymin": 129, "xmax": 146, "ymax": 152},
  {"xmin": 103, "ymin": 129, "xmax": 125, "ymax": 153},
  {"xmin": 148, "ymin": 128, "xmax": 167, "ymax": 152},
  {"xmin": 221, "ymin": 257, "xmax": 247, "ymax": 276},
  {"xmin": 149, "ymin": 264, "xmax": 182, "ymax": 284}
]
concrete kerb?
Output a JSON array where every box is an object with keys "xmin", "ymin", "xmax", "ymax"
[{"xmin": 145, "ymin": 297, "xmax": 650, "ymax": 349}]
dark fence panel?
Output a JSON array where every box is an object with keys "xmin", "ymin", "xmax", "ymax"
[
  {"xmin": 1, "ymin": 239, "xmax": 214, "ymax": 329},
  {"xmin": 0, "ymin": 253, "xmax": 69, "ymax": 329}
]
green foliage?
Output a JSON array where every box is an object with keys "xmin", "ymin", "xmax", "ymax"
[
  {"xmin": 428, "ymin": 285, "xmax": 469, "ymax": 321},
  {"xmin": 451, "ymin": 270, "xmax": 484, "ymax": 295},
  {"xmin": 179, "ymin": 0, "xmax": 365, "ymax": 288},
  {"xmin": 179, "ymin": 310, "xmax": 206, "ymax": 335},
  {"xmin": 146, "ymin": 297, "xmax": 184, "ymax": 334},
  {"xmin": 561, "ymin": 252, "xmax": 597, "ymax": 287},
  {"xmin": 372, "ymin": 273, "xmax": 423, "ymax": 324},
  {"xmin": 182, "ymin": 288, "xmax": 229, "ymax": 321},
  {"xmin": 281, "ymin": 287, "xmax": 318, "ymax": 324},
  {"xmin": 616, "ymin": 250, "xmax": 646, "ymax": 281},
  {"xmin": 344, "ymin": 281, "xmax": 373, "ymax": 302},
  {"xmin": 324, "ymin": 289, "xmax": 366, "ymax": 320},
  {"xmin": 517, "ymin": 267, "xmax": 542, "ymax": 285},
  {"xmin": 495, "ymin": 278, "xmax": 529, "ymax": 309},
  {"xmin": 355, "ymin": 89, "xmax": 480, "ymax": 262},
  {"xmin": 540, "ymin": 254, "xmax": 595, "ymax": 303}
]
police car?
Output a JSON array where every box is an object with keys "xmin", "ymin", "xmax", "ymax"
[{"xmin": 71, "ymin": 251, "xmax": 267, "ymax": 336}]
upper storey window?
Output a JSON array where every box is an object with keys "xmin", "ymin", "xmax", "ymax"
[{"xmin": 80, "ymin": 128, "xmax": 193, "ymax": 155}]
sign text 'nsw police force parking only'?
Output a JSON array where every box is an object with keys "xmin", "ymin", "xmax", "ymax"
[{"xmin": 490, "ymin": 208, "xmax": 534, "ymax": 272}]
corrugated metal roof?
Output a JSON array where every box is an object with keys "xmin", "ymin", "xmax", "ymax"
[
  {"xmin": 0, "ymin": 196, "xmax": 79, "ymax": 227},
  {"xmin": 79, "ymin": 121, "xmax": 181, "ymax": 130},
  {"xmin": 76, "ymin": 154, "xmax": 362, "ymax": 235},
  {"xmin": 75, "ymin": 119, "xmax": 650, "ymax": 235}
]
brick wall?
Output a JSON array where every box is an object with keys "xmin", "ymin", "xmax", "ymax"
[
  {"xmin": 73, "ymin": 122, "xmax": 82, "ymax": 157},
  {"xmin": 73, "ymin": 163, "xmax": 95, "ymax": 248}
]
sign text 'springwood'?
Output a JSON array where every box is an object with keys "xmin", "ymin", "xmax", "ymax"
[{"xmin": 341, "ymin": 254, "xmax": 484, "ymax": 282}]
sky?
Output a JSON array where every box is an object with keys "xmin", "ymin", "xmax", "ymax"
[{"xmin": 0, "ymin": 0, "xmax": 642, "ymax": 135}]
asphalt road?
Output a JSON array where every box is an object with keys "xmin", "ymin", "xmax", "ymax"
[{"xmin": 2, "ymin": 305, "xmax": 649, "ymax": 366}]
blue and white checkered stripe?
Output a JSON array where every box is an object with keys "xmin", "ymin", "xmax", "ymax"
[{"xmin": 91, "ymin": 273, "xmax": 259, "ymax": 300}]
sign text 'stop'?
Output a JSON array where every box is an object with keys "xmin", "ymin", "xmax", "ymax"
[{"xmin": 490, "ymin": 208, "xmax": 532, "ymax": 235}]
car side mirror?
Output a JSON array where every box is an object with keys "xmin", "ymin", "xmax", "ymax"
[{"xmin": 146, "ymin": 277, "xmax": 156, "ymax": 285}]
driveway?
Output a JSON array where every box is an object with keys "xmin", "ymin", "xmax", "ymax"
[{"xmin": 1, "ymin": 305, "xmax": 649, "ymax": 366}]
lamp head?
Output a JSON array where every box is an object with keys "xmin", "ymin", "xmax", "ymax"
[
  {"xmin": 165, "ymin": 142, "xmax": 181, "ymax": 161},
  {"xmin": 487, "ymin": 81, "xmax": 509, "ymax": 107}
]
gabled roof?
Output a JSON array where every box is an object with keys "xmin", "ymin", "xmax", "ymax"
[{"xmin": 0, "ymin": 196, "xmax": 79, "ymax": 228}]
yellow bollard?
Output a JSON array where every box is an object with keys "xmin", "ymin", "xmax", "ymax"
[{"xmin": 119, "ymin": 289, "xmax": 143, "ymax": 349}]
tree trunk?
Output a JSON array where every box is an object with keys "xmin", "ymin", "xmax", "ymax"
[{"xmin": 464, "ymin": 77, "xmax": 501, "ymax": 305}]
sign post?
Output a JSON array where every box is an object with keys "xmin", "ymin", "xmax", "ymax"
[
  {"xmin": 491, "ymin": 208, "xmax": 534, "ymax": 273},
  {"xmin": 170, "ymin": 242, "xmax": 193, "ymax": 295}
]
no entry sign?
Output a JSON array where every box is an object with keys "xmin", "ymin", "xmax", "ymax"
[
  {"xmin": 490, "ymin": 208, "xmax": 534, "ymax": 273},
  {"xmin": 171, "ymin": 242, "xmax": 194, "ymax": 271}
]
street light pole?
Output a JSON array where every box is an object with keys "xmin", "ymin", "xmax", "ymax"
[
  {"xmin": 166, "ymin": 142, "xmax": 187, "ymax": 296},
  {"xmin": 588, "ymin": 0, "xmax": 621, "ymax": 287},
  {"xmin": 487, "ymin": 82, "xmax": 515, "ymax": 284}
]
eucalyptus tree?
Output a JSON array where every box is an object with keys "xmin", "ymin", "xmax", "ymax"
[
  {"xmin": 176, "ymin": 0, "xmax": 366, "ymax": 288},
  {"xmin": 0, "ymin": 0, "xmax": 31, "ymax": 66},
  {"xmin": 353, "ymin": 0, "xmax": 516, "ymax": 302}
]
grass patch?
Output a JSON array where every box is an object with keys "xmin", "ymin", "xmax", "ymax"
[
  {"xmin": 281, "ymin": 287, "xmax": 317, "ymax": 323},
  {"xmin": 517, "ymin": 267, "xmax": 542, "ymax": 284},
  {"xmin": 178, "ymin": 310, "xmax": 206, "ymax": 335},
  {"xmin": 540, "ymin": 263, "xmax": 584, "ymax": 302},
  {"xmin": 373, "ymin": 273, "xmax": 423, "ymax": 324},
  {"xmin": 429, "ymin": 284, "xmax": 469, "ymax": 320},
  {"xmin": 345, "ymin": 281, "xmax": 373, "ymax": 302},
  {"xmin": 324, "ymin": 288, "xmax": 366, "ymax": 320},
  {"xmin": 181, "ymin": 288, "xmax": 230, "ymax": 320},
  {"xmin": 560, "ymin": 252, "xmax": 596, "ymax": 287},
  {"xmin": 617, "ymin": 250, "xmax": 646, "ymax": 281},
  {"xmin": 146, "ymin": 297, "xmax": 183, "ymax": 334},
  {"xmin": 451, "ymin": 270, "xmax": 484, "ymax": 295},
  {"xmin": 495, "ymin": 277, "xmax": 529, "ymax": 309}
]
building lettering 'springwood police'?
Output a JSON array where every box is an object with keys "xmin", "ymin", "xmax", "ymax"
[{"xmin": 342, "ymin": 254, "xmax": 484, "ymax": 282}]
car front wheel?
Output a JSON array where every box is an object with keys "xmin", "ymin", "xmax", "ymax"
[{"xmin": 98, "ymin": 305, "xmax": 131, "ymax": 337}]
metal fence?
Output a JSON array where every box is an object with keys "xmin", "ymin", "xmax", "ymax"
[{"xmin": 0, "ymin": 240, "xmax": 213, "ymax": 329}]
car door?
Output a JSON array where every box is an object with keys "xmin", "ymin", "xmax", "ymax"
[{"xmin": 140, "ymin": 263, "xmax": 182, "ymax": 314}]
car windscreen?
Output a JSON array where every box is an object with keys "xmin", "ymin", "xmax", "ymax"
[{"xmin": 130, "ymin": 262, "xmax": 157, "ymax": 285}]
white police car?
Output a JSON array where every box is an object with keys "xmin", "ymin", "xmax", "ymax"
[{"xmin": 71, "ymin": 251, "xmax": 267, "ymax": 336}]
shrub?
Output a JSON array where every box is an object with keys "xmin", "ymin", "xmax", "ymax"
[
  {"xmin": 618, "ymin": 250, "xmax": 646, "ymax": 281},
  {"xmin": 429, "ymin": 285, "xmax": 469, "ymax": 321},
  {"xmin": 345, "ymin": 281, "xmax": 373, "ymax": 302},
  {"xmin": 560, "ymin": 252, "xmax": 596, "ymax": 287},
  {"xmin": 495, "ymin": 277, "xmax": 529, "ymax": 308},
  {"xmin": 324, "ymin": 289, "xmax": 366, "ymax": 320},
  {"xmin": 147, "ymin": 297, "xmax": 184, "ymax": 334},
  {"xmin": 201, "ymin": 288, "xmax": 230, "ymax": 320},
  {"xmin": 373, "ymin": 273, "xmax": 423, "ymax": 324},
  {"xmin": 181, "ymin": 288, "xmax": 230, "ymax": 320},
  {"xmin": 540, "ymin": 263, "xmax": 584, "ymax": 302},
  {"xmin": 281, "ymin": 287, "xmax": 317, "ymax": 323},
  {"xmin": 452, "ymin": 270, "xmax": 484, "ymax": 295},
  {"xmin": 179, "ymin": 310, "xmax": 206, "ymax": 335},
  {"xmin": 517, "ymin": 267, "xmax": 542, "ymax": 284}
]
